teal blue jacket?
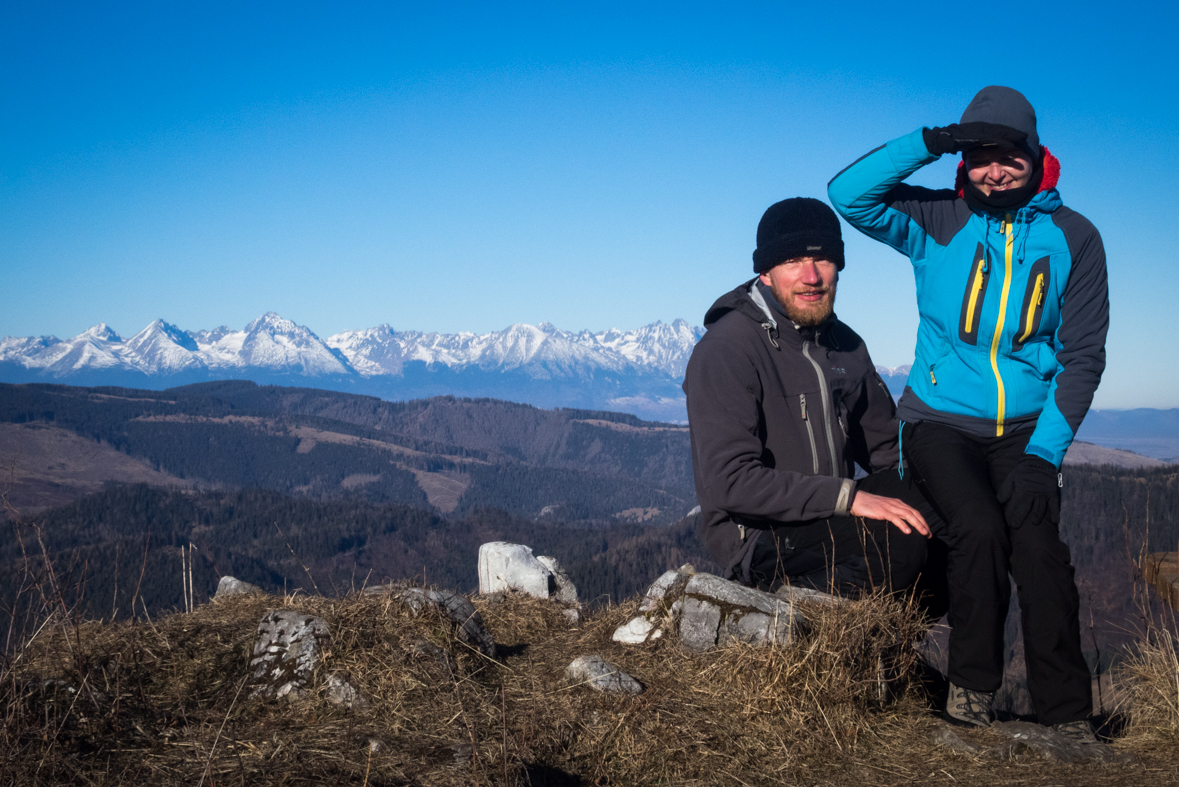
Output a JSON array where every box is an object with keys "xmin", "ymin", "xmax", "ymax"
[{"xmin": 828, "ymin": 128, "xmax": 1108, "ymax": 467}]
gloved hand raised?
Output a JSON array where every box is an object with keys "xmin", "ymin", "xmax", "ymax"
[
  {"xmin": 996, "ymin": 455, "xmax": 1061, "ymax": 529},
  {"xmin": 923, "ymin": 122, "xmax": 1029, "ymax": 156}
]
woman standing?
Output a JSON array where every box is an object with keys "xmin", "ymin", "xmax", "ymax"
[{"xmin": 827, "ymin": 86, "xmax": 1108, "ymax": 740}]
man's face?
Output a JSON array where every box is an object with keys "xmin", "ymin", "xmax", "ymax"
[
  {"xmin": 759, "ymin": 256, "xmax": 838, "ymax": 327},
  {"xmin": 964, "ymin": 147, "xmax": 1035, "ymax": 196}
]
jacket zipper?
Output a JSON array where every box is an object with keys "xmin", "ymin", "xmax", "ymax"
[
  {"xmin": 964, "ymin": 257, "xmax": 987, "ymax": 335},
  {"xmin": 988, "ymin": 214, "xmax": 1016, "ymax": 437},
  {"xmin": 799, "ymin": 393, "xmax": 820, "ymax": 474},
  {"xmin": 802, "ymin": 340, "xmax": 838, "ymax": 475},
  {"xmin": 1017, "ymin": 273, "xmax": 1046, "ymax": 344}
]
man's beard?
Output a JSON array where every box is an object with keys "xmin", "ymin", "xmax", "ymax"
[{"xmin": 770, "ymin": 281, "xmax": 836, "ymax": 327}]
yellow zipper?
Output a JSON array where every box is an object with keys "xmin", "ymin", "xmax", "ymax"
[
  {"xmin": 1018, "ymin": 273, "xmax": 1045, "ymax": 344},
  {"xmin": 964, "ymin": 258, "xmax": 987, "ymax": 335},
  {"xmin": 989, "ymin": 215, "xmax": 1015, "ymax": 436}
]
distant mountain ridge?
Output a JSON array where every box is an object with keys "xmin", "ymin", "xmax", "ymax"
[{"xmin": 1, "ymin": 314, "xmax": 703, "ymax": 421}]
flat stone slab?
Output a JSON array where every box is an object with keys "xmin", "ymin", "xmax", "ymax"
[
  {"xmin": 565, "ymin": 655, "xmax": 643, "ymax": 695},
  {"xmin": 248, "ymin": 610, "xmax": 330, "ymax": 700}
]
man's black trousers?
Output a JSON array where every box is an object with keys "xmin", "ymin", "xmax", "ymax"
[
  {"xmin": 747, "ymin": 471, "xmax": 943, "ymax": 603},
  {"xmin": 902, "ymin": 420, "xmax": 1091, "ymax": 725}
]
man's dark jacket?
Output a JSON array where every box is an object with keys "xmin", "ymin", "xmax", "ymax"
[{"xmin": 683, "ymin": 279, "xmax": 900, "ymax": 581}]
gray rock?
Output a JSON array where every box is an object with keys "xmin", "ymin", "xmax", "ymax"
[
  {"xmin": 214, "ymin": 576, "xmax": 262, "ymax": 598},
  {"xmin": 325, "ymin": 673, "xmax": 368, "ymax": 711},
  {"xmin": 536, "ymin": 555, "xmax": 579, "ymax": 604},
  {"xmin": 679, "ymin": 573, "xmax": 807, "ymax": 652},
  {"xmin": 478, "ymin": 542, "xmax": 579, "ymax": 604},
  {"xmin": 565, "ymin": 655, "xmax": 644, "ymax": 695},
  {"xmin": 248, "ymin": 610, "xmax": 330, "ymax": 700},
  {"xmin": 562, "ymin": 608, "xmax": 582, "ymax": 626},
  {"xmin": 991, "ymin": 721, "xmax": 1129, "ymax": 763},
  {"xmin": 478, "ymin": 542, "xmax": 553, "ymax": 598},
  {"xmin": 639, "ymin": 564, "xmax": 695, "ymax": 614},
  {"xmin": 392, "ymin": 587, "xmax": 497, "ymax": 659}
]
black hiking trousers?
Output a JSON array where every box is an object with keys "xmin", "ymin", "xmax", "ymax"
[
  {"xmin": 902, "ymin": 420, "xmax": 1091, "ymax": 725},
  {"xmin": 747, "ymin": 470, "xmax": 946, "ymax": 607}
]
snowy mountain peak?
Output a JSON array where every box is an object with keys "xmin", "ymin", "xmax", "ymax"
[{"xmin": 83, "ymin": 323, "xmax": 122, "ymax": 342}]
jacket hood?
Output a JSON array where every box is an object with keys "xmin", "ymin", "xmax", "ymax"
[
  {"xmin": 955, "ymin": 146, "xmax": 1061, "ymax": 204},
  {"xmin": 703, "ymin": 278, "xmax": 774, "ymax": 329}
]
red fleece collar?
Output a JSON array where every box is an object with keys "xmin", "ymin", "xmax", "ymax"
[{"xmin": 955, "ymin": 147, "xmax": 1060, "ymax": 198}]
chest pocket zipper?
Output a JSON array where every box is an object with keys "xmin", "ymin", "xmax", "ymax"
[
  {"xmin": 799, "ymin": 393, "xmax": 820, "ymax": 474},
  {"xmin": 1013, "ymin": 257, "xmax": 1052, "ymax": 351},
  {"xmin": 958, "ymin": 242, "xmax": 991, "ymax": 345}
]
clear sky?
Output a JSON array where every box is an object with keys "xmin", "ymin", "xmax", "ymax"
[{"xmin": 2, "ymin": 1, "xmax": 1175, "ymax": 408}]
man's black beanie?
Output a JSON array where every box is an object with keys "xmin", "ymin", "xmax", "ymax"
[
  {"xmin": 960, "ymin": 85, "xmax": 1040, "ymax": 160},
  {"xmin": 752, "ymin": 197, "xmax": 845, "ymax": 273}
]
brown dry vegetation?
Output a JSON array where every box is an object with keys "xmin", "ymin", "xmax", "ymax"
[{"xmin": 3, "ymin": 584, "xmax": 1179, "ymax": 787}]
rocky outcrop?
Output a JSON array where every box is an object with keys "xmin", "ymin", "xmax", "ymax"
[
  {"xmin": 612, "ymin": 567, "xmax": 810, "ymax": 652},
  {"xmin": 248, "ymin": 610, "xmax": 330, "ymax": 700},
  {"xmin": 478, "ymin": 542, "xmax": 579, "ymax": 604}
]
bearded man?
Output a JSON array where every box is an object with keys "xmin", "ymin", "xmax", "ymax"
[{"xmin": 683, "ymin": 197, "xmax": 942, "ymax": 598}]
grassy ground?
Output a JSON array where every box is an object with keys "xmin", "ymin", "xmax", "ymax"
[{"xmin": 2, "ymin": 587, "xmax": 1178, "ymax": 786}]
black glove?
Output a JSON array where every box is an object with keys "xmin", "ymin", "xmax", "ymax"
[
  {"xmin": 923, "ymin": 122, "xmax": 1029, "ymax": 156},
  {"xmin": 996, "ymin": 455, "xmax": 1061, "ymax": 529}
]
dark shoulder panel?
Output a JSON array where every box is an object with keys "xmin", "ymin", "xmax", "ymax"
[
  {"xmin": 886, "ymin": 184, "xmax": 973, "ymax": 247},
  {"xmin": 1050, "ymin": 205, "xmax": 1102, "ymax": 256}
]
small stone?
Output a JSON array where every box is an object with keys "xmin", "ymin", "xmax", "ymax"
[
  {"xmin": 565, "ymin": 655, "xmax": 643, "ymax": 695},
  {"xmin": 368, "ymin": 738, "xmax": 384, "ymax": 754},
  {"xmin": 325, "ymin": 673, "xmax": 368, "ymax": 711},
  {"xmin": 612, "ymin": 616, "xmax": 656, "ymax": 644},
  {"xmin": 562, "ymin": 608, "xmax": 582, "ymax": 626},
  {"xmin": 214, "ymin": 576, "xmax": 263, "ymax": 598},
  {"xmin": 447, "ymin": 742, "xmax": 473, "ymax": 764},
  {"xmin": 639, "ymin": 565, "xmax": 695, "ymax": 613},
  {"xmin": 483, "ymin": 591, "xmax": 508, "ymax": 605}
]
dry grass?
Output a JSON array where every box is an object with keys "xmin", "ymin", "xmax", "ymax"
[{"xmin": 4, "ymin": 583, "xmax": 1179, "ymax": 786}]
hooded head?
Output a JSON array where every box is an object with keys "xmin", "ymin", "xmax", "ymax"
[{"xmin": 960, "ymin": 85, "xmax": 1040, "ymax": 161}]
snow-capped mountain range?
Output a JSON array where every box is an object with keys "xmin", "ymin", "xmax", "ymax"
[{"xmin": 1, "ymin": 314, "xmax": 706, "ymax": 421}]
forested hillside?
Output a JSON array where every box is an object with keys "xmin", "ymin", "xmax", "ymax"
[{"xmin": 0, "ymin": 381, "xmax": 695, "ymax": 523}]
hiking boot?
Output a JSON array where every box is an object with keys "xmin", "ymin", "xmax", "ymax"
[
  {"xmin": 942, "ymin": 682, "xmax": 994, "ymax": 728},
  {"xmin": 1050, "ymin": 719, "xmax": 1099, "ymax": 744}
]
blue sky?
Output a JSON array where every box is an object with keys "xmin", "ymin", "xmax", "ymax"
[{"xmin": 2, "ymin": 2, "xmax": 1175, "ymax": 407}]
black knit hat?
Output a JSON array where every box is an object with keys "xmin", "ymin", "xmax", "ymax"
[
  {"xmin": 960, "ymin": 85, "xmax": 1040, "ymax": 160},
  {"xmin": 752, "ymin": 197, "xmax": 844, "ymax": 273}
]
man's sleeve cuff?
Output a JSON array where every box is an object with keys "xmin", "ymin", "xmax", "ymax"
[{"xmin": 835, "ymin": 479, "xmax": 856, "ymax": 516}]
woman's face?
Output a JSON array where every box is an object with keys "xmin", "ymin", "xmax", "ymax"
[{"xmin": 965, "ymin": 147, "xmax": 1035, "ymax": 196}]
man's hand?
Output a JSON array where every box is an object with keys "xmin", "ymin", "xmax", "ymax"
[
  {"xmin": 850, "ymin": 491, "xmax": 931, "ymax": 537},
  {"xmin": 923, "ymin": 122, "xmax": 1028, "ymax": 156}
]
